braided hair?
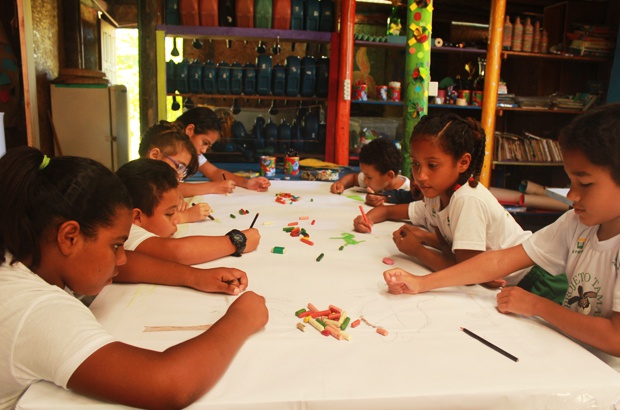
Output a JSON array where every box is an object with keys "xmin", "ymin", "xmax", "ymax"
[{"xmin": 410, "ymin": 113, "xmax": 486, "ymax": 188}]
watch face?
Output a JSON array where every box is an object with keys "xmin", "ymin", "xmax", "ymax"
[{"xmin": 228, "ymin": 229, "xmax": 246, "ymax": 256}]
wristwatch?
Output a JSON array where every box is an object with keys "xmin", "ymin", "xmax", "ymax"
[{"xmin": 226, "ymin": 229, "xmax": 247, "ymax": 257}]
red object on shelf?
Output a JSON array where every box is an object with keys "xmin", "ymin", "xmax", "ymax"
[
  {"xmin": 273, "ymin": 0, "xmax": 291, "ymax": 29},
  {"xmin": 199, "ymin": 0, "xmax": 219, "ymax": 26},
  {"xmin": 180, "ymin": 0, "xmax": 201, "ymax": 25},
  {"xmin": 235, "ymin": 0, "xmax": 254, "ymax": 27}
]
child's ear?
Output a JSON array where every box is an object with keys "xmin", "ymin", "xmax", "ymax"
[
  {"xmin": 386, "ymin": 170, "xmax": 396, "ymax": 180},
  {"xmin": 458, "ymin": 153, "xmax": 472, "ymax": 173},
  {"xmin": 132, "ymin": 208, "xmax": 144, "ymax": 225},
  {"xmin": 184, "ymin": 124, "xmax": 195, "ymax": 137},
  {"xmin": 147, "ymin": 148, "xmax": 161, "ymax": 160},
  {"xmin": 56, "ymin": 220, "xmax": 82, "ymax": 256}
]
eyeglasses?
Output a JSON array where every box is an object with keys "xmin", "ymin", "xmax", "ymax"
[{"xmin": 165, "ymin": 155, "xmax": 188, "ymax": 180}]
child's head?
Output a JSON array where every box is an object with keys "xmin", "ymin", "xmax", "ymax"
[
  {"xmin": 409, "ymin": 113, "xmax": 486, "ymax": 196},
  {"xmin": 358, "ymin": 138, "xmax": 402, "ymax": 192},
  {"xmin": 0, "ymin": 147, "xmax": 133, "ymax": 294},
  {"xmin": 138, "ymin": 120, "xmax": 199, "ymax": 180},
  {"xmin": 116, "ymin": 159, "xmax": 181, "ymax": 238},
  {"xmin": 559, "ymin": 103, "xmax": 620, "ymax": 228},
  {"xmin": 175, "ymin": 107, "xmax": 222, "ymax": 155}
]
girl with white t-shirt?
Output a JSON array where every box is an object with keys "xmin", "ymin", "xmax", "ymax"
[
  {"xmin": 355, "ymin": 113, "xmax": 565, "ymax": 297},
  {"xmin": 384, "ymin": 103, "xmax": 620, "ymax": 365},
  {"xmin": 0, "ymin": 147, "xmax": 267, "ymax": 409}
]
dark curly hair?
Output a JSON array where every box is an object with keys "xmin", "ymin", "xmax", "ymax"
[
  {"xmin": 138, "ymin": 120, "xmax": 199, "ymax": 179},
  {"xmin": 116, "ymin": 159, "xmax": 179, "ymax": 217},
  {"xmin": 175, "ymin": 106, "xmax": 222, "ymax": 135},
  {"xmin": 559, "ymin": 103, "xmax": 620, "ymax": 186},
  {"xmin": 410, "ymin": 113, "xmax": 486, "ymax": 188},
  {"xmin": 0, "ymin": 147, "xmax": 132, "ymax": 269},
  {"xmin": 358, "ymin": 137, "xmax": 401, "ymax": 175}
]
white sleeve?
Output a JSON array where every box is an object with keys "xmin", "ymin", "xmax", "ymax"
[
  {"xmin": 198, "ymin": 154, "xmax": 207, "ymax": 166},
  {"xmin": 357, "ymin": 172, "xmax": 366, "ymax": 188},
  {"xmin": 407, "ymin": 200, "xmax": 428, "ymax": 228},
  {"xmin": 124, "ymin": 224, "xmax": 157, "ymax": 251},
  {"xmin": 449, "ymin": 195, "xmax": 490, "ymax": 252},
  {"xmin": 14, "ymin": 293, "xmax": 115, "ymax": 389}
]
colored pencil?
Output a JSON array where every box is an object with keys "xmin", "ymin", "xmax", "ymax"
[
  {"xmin": 461, "ymin": 327, "xmax": 519, "ymax": 362},
  {"xmin": 250, "ymin": 212, "xmax": 259, "ymax": 228}
]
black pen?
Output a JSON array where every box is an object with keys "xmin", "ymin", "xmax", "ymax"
[
  {"xmin": 461, "ymin": 327, "xmax": 519, "ymax": 362},
  {"xmin": 354, "ymin": 189, "xmax": 388, "ymax": 197},
  {"xmin": 249, "ymin": 212, "xmax": 259, "ymax": 228}
]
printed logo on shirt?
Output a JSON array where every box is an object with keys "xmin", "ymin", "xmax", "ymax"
[
  {"xmin": 572, "ymin": 237, "xmax": 587, "ymax": 254},
  {"xmin": 564, "ymin": 274, "xmax": 601, "ymax": 315},
  {"xmin": 447, "ymin": 216, "xmax": 451, "ymax": 227},
  {"xmin": 432, "ymin": 207, "xmax": 437, "ymax": 218}
]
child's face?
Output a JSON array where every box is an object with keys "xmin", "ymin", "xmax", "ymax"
[
  {"xmin": 162, "ymin": 150, "xmax": 193, "ymax": 180},
  {"xmin": 360, "ymin": 163, "xmax": 393, "ymax": 192},
  {"xmin": 189, "ymin": 130, "xmax": 220, "ymax": 155},
  {"xmin": 64, "ymin": 207, "xmax": 132, "ymax": 296},
  {"xmin": 138, "ymin": 188, "xmax": 181, "ymax": 238},
  {"xmin": 564, "ymin": 149, "xmax": 620, "ymax": 235},
  {"xmin": 410, "ymin": 138, "xmax": 470, "ymax": 204}
]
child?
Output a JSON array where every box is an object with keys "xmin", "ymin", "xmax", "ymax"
[
  {"xmin": 176, "ymin": 107, "xmax": 271, "ymax": 195},
  {"xmin": 357, "ymin": 113, "xmax": 564, "ymax": 297},
  {"xmin": 330, "ymin": 137, "xmax": 411, "ymax": 207},
  {"xmin": 384, "ymin": 103, "xmax": 620, "ymax": 364},
  {"xmin": 116, "ymin": 158, "xmax": 261, "ymax": 265},
  {"xmin": 0, "ymin": 147, "xmax": 268, "ymax": 409},
  {"xmin": 139, "ymin": 120, "xmax": 212, "ymax": 223}
]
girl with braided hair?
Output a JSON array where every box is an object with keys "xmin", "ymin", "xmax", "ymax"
[{"xmin": 356, "ymin": 113, "xmax": 562, "ymax": 294}]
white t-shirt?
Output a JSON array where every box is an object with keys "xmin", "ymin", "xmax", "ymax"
[
  {"xmin": 407, "ymin": 183, "xmax": 532, "ymax": 283},
  {"xmin": 522, "ymin": 210, "xmax": 620, "ymax": 317},
  {"xmin": 124, "ymin": 224, "xmax": 158, "ymax": 251},
  {"xmin": 357, "ymin": 173, "xmax": 411, "ymax": 191},
  {"xmin": 0, "ymin": 255, "xmax": 115, "ymax": 409}
]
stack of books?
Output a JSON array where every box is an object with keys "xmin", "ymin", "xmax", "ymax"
[
  {"xmin": 495, "ymin": 131, "xmax": 563, "ymax": 163},
  {"xmin": 567, "ymin": 24, "xmax": 616, "ymax": 57}
]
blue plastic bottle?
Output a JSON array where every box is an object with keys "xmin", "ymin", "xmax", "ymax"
[
  {"xmin": 202, "ymin": 60, "xmax": 217, "ymax": 94},
  {"xmin": 166, "ymin": 0, "xmax": 180, "ymax": 25},
  {"xmin": 304, "ymin": 0, "xmax": 320, "ymax": 31},
  {"xmin": 264, "ymin": 118, "xmax": 278, "ymax": 151},
  {"xmin": 291, "ymin": 118, "xmax": 304, "ymax": 152},
  {"xmin": 285, "ymin": 56, "xmax": 300, "ymax": 96},
  {"xmin": 252, "ymin": 116, "xmax": 266, "ymax": 150},
  {"xmin": 272, "ymin": 64, "xmax": 286, "ymax": 96},
  {"xmin": 316, "ymin": 57, "xmax": 329, "ymax": 98},
  {"xmin": 256, "ymin": 55, "xmax": 272, "ymax": 96},
  {"xmin": 188, "ymin": 60, "xmax": 203, "ymax": 94},
  {"xmin": 216, "ymin": 62, "xmax": 231, "ymax": 95},
  {"xmin": 243, "ymin": 63, "xmax": 257, "ymax": 95},
  {"xmin": 319, "ymin": 0, "xmax": 334, "ymax": 32},
  {"xmin": 175, "ymin": 59, "xmax": 189, "ymax": 94},
  {"xmin": 300, "ymin": 56, "xmax": 316, "ymax": 97},
  {"xmin": 303, "ymin": 111, "xmax": 319, "ymax": 153},
  {"xmin": 166, "ymin": 60, "xmax": 176, "ymax": 93},
  {"xmin": 219, "ymin": 0, "xmax": 236, "ymax": 26},
  {"xmin": 277, "ymin": 118, "xmax": 291, "ymax": 153},
  {"xmin": 230, "ymin": 62, "xmax": 243, "ymax": 95},
  {"xmin": 290, "ymin": 0, "xmax": 304, "ymax": 30}
]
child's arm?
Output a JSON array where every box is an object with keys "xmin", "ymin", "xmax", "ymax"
[
  {"xmin": 67, "ymin": 291, "xmax": 268, "ymax": 409},
  {"xmin": 353, "ymin": 203, "xmax": 409, "ymax": 233},
  {"xmin": 179, "ymin": 180, "xmax": 235, "ymax": 196},
  {"xmin": 201, "ymin": 160, "xmax": 270, "ymax": 192},
  {"xmin": 178, "ymin": 202, "xmax": 213, "ymax": 223},
  {"xmin": 497, "ymin": 287, "xmax": 620, "ymax": 356},
  {"xmin": 330, "ymin": 172, "xmax": 358, "ymax": 194},
  {"xmin": 384, "ymin": 244, "xmax": 533, "ymax": 294},
  {"xmin": 134, "ymin": 228, "xmax": 260, "ymax": 265},
  {"xmin": 116, "ymin": 251, "xmax": 248, "ymax": 294}
]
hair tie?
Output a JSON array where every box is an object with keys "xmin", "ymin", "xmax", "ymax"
[{"xmin": 38, "ymin": 155, "xmax": 50, "ymax": 171}]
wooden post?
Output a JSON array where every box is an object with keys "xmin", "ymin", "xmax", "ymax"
[
  {"xmin": 479, "ymin": 0, "xmax": 506, "ymax": 187},
  {"xmin": 333, "ymin": 0, "xmax": 356, "ymax": 165},
  {"xmin": 138, "ymin": 0, "xmax": 159, "ymax": 136},
  {"xmin": 402, "ymin": 0, "xmax": 433, "ymax": 179}
]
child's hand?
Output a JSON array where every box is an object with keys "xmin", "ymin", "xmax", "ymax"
[
  {"xmin": 365, "ymin": 189, "xmax": 386, "ymax": 207},
  {"xmin": 241, "ymin": 228, "xmax": 261, "ymax": 253},
  {"xmin": 330, "ymin": 181, "xmax": 345, "ymax": 194},
  {"xmin": 392, "ymin": 226, "xmax": 424, "ymax": 257},
  {"xmin": 228, "ymin": 291, "xmax": 269, "ymax": 332},
  {"xmin": 383, "ymin": 267, "xmax": 423, "ymax": 295},
  {"xmin": 496, "ymin": 286, "xmax": 539, "ymax": 316},
  {"xmin": 192, "ymin": 267, "xmax": 249, "ymax": 294},
  {"xmin": 214, "ymin": 180, "xmax": 236, "ymax": 195},
  {"xmin": 246, "ymin": 177, "xmax": 271, "ymax": 191},
  {"xmin": 182, "ymin": 203, "xmax": 213, "ymax": 222},
  {"xmin": 178, "ymin": 192, "xmax": 189, "ymax": 212},
  {"xmin": 353, "ymin": 214, "xmax": 373, "ymax": 233}
]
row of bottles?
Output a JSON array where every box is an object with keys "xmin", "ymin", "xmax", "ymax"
[
  {"xmin": 166, "ymin": 56, "xmax": 330, "ymax": 97},
  {"xmin": 219, "ymin": 111, "xmax": 325, "ymax": 155},
  {"xmin": 166, "ymin": 0, "xmax": 334, "ymax": 32},
  {"xmin": 503, "ymin": 16, "xmax": 548, "ymax": 53}
]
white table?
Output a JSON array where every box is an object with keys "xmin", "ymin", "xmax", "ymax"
[{"xmin": 18, "ymin": 181, "xmax": 620, "ymax": 409}]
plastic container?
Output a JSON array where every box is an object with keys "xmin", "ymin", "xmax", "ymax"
[
  {"xmin": 256, "ymin": 55, "xmax": 272, "ymax": 96},
  {"xmin": 216, "ymin": 61, "xmax": 231, "ymax": 94},
  {"xmin": 202, "ymin": 60, "xmax": 217, "ymax": 94},
  {"xmin": 243, "ymin": 63, "xmax": 257, "ymax": 95},
  {"xmin": 285, "ymin": 56, "xmax": 301, "ymax": 96},
  {"xmin": 230, "ymin": 62, "xmax": 243, "ymax": 95}
]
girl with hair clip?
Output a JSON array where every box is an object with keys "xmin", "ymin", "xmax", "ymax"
[
  {"xmin": 176, "ymin": 107, "xmax": 271, "ymax": 195},
  {"xmin": 139, "ymin": 120, "xmax": 213, "ymax": 223},
  {"xmin": 355, "ymin": 113, "xmax": 565, "ymax": 295},
  {"xmin": 0, "ymin": 147, "xmax": 268, "ymax": 409}
]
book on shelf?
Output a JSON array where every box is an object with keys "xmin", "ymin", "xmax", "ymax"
[{"xmin": 495, "ymin": 131, "xmax": 563, "ymax": 163}]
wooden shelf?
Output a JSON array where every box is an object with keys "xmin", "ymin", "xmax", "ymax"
[
  {"xmin": 351, "ymin": 99, "xmax": 403, "ymax": 106},
  {"xmin": 169, "ymin": 93, "xmax": 327, "ymax": 102},
  {"xmin": 497, "ymin": 107, "xmax": 587, "ymax": 115},
  {"xmin": 354, "ymin": 40, "xmax": 487, "ymax": 55},
  {"xmin": 429, "ymin": 103, "xmax": 482, "ymax": 111},
  {"xmin": 157, "ymin": 25, "xmax": 333, "ymax": 43},
  {"xmin": 502, "ymin": 50, "xmax": 612, "ymax": 63},
  {"xmin": 492, "ymin": 161, "xmax": 564, "ymax": 167}
]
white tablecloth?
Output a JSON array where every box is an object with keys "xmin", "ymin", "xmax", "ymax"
[{"xmin": 18, "ymin": 181, "xmax": 620, "ymax": 409}]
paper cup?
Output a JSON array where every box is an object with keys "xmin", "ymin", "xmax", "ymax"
[
  {"xmin": 259, "ymin": 156, "xmax": 276, "ymax": 177},
  {"xmin": 283, "ymin": 156, "xmax": 300, "ymax": 175}
]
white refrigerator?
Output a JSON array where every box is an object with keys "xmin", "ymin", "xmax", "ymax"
[{"xmin": 50, "ymin": 84, "xmax": 130, "ymax": 170}]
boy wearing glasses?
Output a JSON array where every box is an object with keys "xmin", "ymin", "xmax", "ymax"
[
  {"xmin": 116, "ymin": 158, "xmax": 261, "ymax": 264},
  {"xmin": 176, "ymin": 107, "xmax": 271, "ymax": 195}
]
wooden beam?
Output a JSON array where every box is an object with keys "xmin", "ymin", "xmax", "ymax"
[{"xmin": 138, "ymin": 0, "xmax": 158, "ymax": 135}]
